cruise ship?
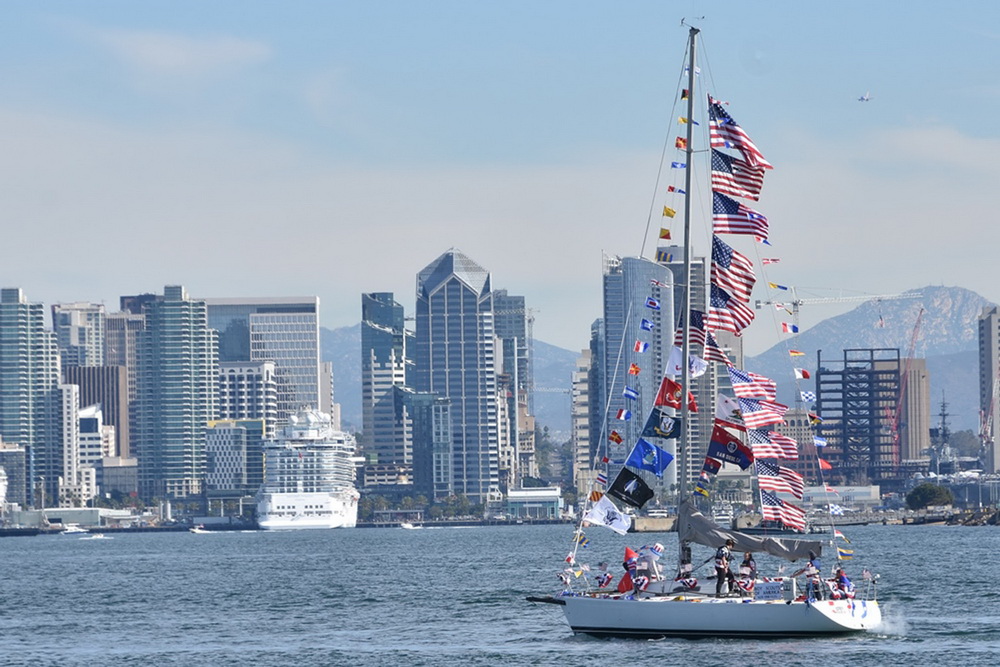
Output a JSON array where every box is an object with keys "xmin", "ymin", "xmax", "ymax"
[{"xmin": 256, "ymin": 410, "xmax": 360, "ymax": 530}]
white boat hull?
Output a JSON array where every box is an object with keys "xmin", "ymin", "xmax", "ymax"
[
  {"xmin": 545, "ymin": 593, "xmax": 881, "ymax": 638},
  {"xmin": 256, "ymin": 491, "xmax": 359, "ymax": 530}
]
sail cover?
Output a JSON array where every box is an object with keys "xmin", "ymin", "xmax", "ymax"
[{"xmin": 677, "ymin": 500, "xmax": 822, "ymax": 561}]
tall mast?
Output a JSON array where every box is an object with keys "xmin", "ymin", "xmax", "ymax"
[{"xmin": 677, "ymin": 26, "xmax": 699, "ymax": 534}]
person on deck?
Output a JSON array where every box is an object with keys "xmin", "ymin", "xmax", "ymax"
[
  {"xmin": 791, "ymin": 550, "xmax": 823, "ymax": 600},
  {"xmin": 832, "ymin": 567, "xmax": 855, "ymax": 599},
  {"xmin": 714, "ymin": 538, "xmax": 736, "ymax": 597}
]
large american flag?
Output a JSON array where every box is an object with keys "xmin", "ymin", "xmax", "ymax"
[
  {"xmin": 706, "ymin": 284, "xmax": 756, "ymax": 335},
  {"xmin": 708, "ymin": 96, "xmax": 773, "ymax": 170},
  {"xmin": 712, "ymin": 191, "xmax": 769, "ymax": 242},
  {"xmin": 760, "ymin": 490, "xmax": 807, "ymax": 530},
  {"xmin": 755, "ymin": 460, "xmax": 805, "ymax": 499},
  {"xmin": 727, "ymin": 366, "xmax": 777, "ymax": 400},
  {"xmin": 748, "ymin": 429, "xmax": 799, "ymax": 460},
  {"xmin": 711, "ymin": 149, "xmax": 765, "ymax": 201},
  {"xmin": 737, "ymin": 397, "xmax": 787, "ymax": 428},
  {"xmin": 711, "ymin": 235, "xmax": 756, "ymax": 303}
]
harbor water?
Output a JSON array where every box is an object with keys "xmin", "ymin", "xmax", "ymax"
[{"xmin": 1, "ymin": 523, "xmax": 997, "ymax": 666}]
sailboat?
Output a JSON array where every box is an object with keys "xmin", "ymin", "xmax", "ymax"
[{"xmin": 527, "ymin": 26, "xmax": 882, "ymax": 638}]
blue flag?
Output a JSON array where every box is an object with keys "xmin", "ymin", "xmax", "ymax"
[{"xmin": 625, "ymin": 438, "xmax": 675, "ymax": 478}]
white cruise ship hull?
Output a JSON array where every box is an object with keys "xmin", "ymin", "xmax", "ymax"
[
  {"xmin": 544, "ymin": 593, "xmax": 881, "ymax": 638},
  {"xmin": 257, "ymin": 491, "xmax": 359, "ymax": 530}
]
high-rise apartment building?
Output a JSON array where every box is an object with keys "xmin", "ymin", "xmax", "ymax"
[
  {"xmin": 217, "ymin": 362, "xmax": 278, "ymax": 438},
  {"xmin": 979, "ymin": 306, "xmax": 1000, "ymax": 473},
  {"xmin": 204, "ymin": 297, "xmax": 321, "ymax": 423},
  {"xmin": 0, "ymin": 288, "xmax": 62, "ymax": 506},
  {"xmin": 414, "ymin": 249, "xmax": 501, "ymax": 504},
  {"xmin": 571, "ymin": 349, "xmax": 593, "ymax": 491},
  {"xmin": 134, "ymin": 285, "xmax": 218, "ymax": 498},
  {"xmin": 51, "ymin": 302, "xmax": 105, "ymax": 368}
]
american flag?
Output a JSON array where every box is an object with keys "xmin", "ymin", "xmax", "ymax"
[
  {"xmin": 755, "ymin": 460, "xmax": 805, "ymax": 499},
  {"xmin": 673, "ymin": 309, "xmax": 733, "ymax": 366},
  {"xmin": 706, "ymin": 284, "xmax": 756, "ymax": 335},
  {"xmin": 712, "ymin": 191, "xmax": 769, "ymax": 242},
  {"xmin": 760, "ymin": 490, "xmax": 806, "ymax": 530},
  {"xmin": 747, "ymin": 428, "xmax": 798, "ymax": 459},
  {"xmin": 711, "ymin": 235, "xmax": 756, "ymax": 303},
  {"xmin": 710, "ymin": 148, "xmax": 765, "ymax": 200},
  {"xmin": 727, "ymin": 366, "xmax": 777, "ymax": 400},
  {"xmin": 737, "ymin": 397, "xmax": 787, "ymax": 428},
  {"xmin": 708, "ymin": 96, "xmax": 773, "ymax": 169}
]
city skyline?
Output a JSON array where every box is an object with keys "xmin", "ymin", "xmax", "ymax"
[{"xmin": 2, "ymin": 3, "xmax": 999, "ymax": 357}]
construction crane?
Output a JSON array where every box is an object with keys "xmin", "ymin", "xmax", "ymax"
[
  {"xmin": 885, "ymin": 308, "xmax": 924, "ymax": 466},
  {"xmin": 754, "ymin": 288, "xmax": 920, "ymax": 330}
]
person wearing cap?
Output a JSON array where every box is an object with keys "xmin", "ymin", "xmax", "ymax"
[{"xmin": 714, "ymin": 538, "xmax": 736, "ymax": 597}]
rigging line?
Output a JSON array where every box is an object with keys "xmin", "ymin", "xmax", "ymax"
[{"xmin": 639, "ymin": 38, "xmax": 696, "ymax": 259}]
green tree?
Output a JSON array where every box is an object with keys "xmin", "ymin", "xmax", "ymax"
[{"xmin": 906, "ymin": 482, "xmax": 954, "ymax": 510}]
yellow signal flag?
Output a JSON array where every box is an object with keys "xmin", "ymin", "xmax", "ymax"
[
  {"xmin": 659, "ymin": 228, "xmax": 671, "ymax": 240},
  {"xmin": 589, "ymin": 490, "xmax": 604, "ymax": 502},
  {"xmin": 678, "ymin": 116, "xmax": 689, "ymax": 124},
  {"xmin": 662, "ymin": 206, "xmax": 676, "ymax": 218}
]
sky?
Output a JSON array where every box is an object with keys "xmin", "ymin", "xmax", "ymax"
[{"xmin": 2, "ymin": 1, "xmax": 999, "ymax": 356}]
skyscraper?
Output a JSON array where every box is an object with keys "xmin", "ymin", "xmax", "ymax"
[
  {"xmin": 134, "ymin": 286, "xmax": 218, "ymax": 498},
  {"xmin": 414, "ymin": 249, "xmax": 500, "ymax": 504},
  {"xmin": 361, "ymin": 292, "xmax": 411, "ymax": 479},
  {"xmin": 599, "ymin": 255, "xmax": 675, "ymax": 485},
  {"xmin": 0, "ymin": 288, "xmax": 62, "ymax": 506},
  {"xmin": 62, "ymin": 365, "xmax": 129, "ymax": 458},
  {"xmin": 204, "ymin": 297, "xmax": 321, "ymax": 422}
]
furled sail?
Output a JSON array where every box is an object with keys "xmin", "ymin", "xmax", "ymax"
[{"xmin": 676, "ymin": 499, "xmax": 822, "ymax": 561}]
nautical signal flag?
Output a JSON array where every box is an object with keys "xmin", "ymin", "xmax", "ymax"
[
  {"xmin": 640, "ymin": 318, "xmax": 655, "ymax": 331},
  {"xmin": 634, "ymin": 340, "xmax": 650, "ymax": 353},
  {"xmin": 837, "ymin": 547, "xmax": 854, "ymax": 561},
  {"xmin": 818, "ymin": 458, "xmax": 833, "ymax": 470},
  {"xmin": 675, "ymin": 137, "xmax": 687, "ymax": 149},
  {"xmin": 650, "ymin": 278, "xmax": 669, "ymax": 288},
  {"xmin": 762, "ymin": 258, "xmax": 780, "ymax": 265},
  {"xmin": 681, "ymin": 88, "xmax": 689, "ymax": 100},
  {"xmin": 608, "ymin": 431, "xmax": 623, "ymax": 444},
  {"xmin": 625, "ymin": 438, "xmax": 674, "ymax": 478},
  {"xmin": 623, "ymin": 386, "xmax": 639, "ymax": 401},
  {"xmin": 813, "ymin": 436, "xmax": 827, "ymax": 447},
  {"xmin": 645, "ymin": 297, "xmax": 661, "ymax": 310},
  {"xmin": 666, "ymin": 185, "xmax": 686, "ymax": 194},
  {"xmin": 662, "ymin": 206, "xmax": 676, "ymax": 218},
  {"xmin": 789, "ymin": 350, "xmax": 805, "ymax": 357},
  {"xmin": 834, "ymin": 529, "xmax": 851, "ymax": 543},
  {"xmin": 678, "ymin": 116, "xmax": 699, "ymax": 125},
  {"xmin": 655, "ymin": 249, "xmax": 674, "ymax": 263},
  {"xmin": 808, "ymin": 412, "xmax": 823, "ymax": 424},
  {"xmin": 616, "ymin": 409, "xmax": 632, "ymax": 421},
  {"xmin": 596, "ymin": 473, "xmax": 608, "ymax": 486},
  {"xmin": 794, "ymin": 368, "xmax": 811, "ymax": 380},
  {"xmin": 768, "ymin": 282, "xmax": 789, "ymax": 291},
  {"xmin": 782, "ymin": 323, "xmax": 799, "ymax": 334},
  {"xmin": 659, "ymin": 228, "xmax": 672, "ymax": 239},
  {"xmin": 589, "ymin": 490, "xmax": 604, "ymax": 502},
  {"xmin": 671, "ymin": 162, "xmax": 687, "ymax": 169},
  {"xmin": 800, "ymin": 390, "xmax": 816, "ymax": 402},
  {"xmin": 654, "ymin": 376, "xmax": 697, "ymax": 412},
  {"xmin": 576, "ymin": 534, "xmax": 590, "ymax": 548},
  {"xmin": 628, "ymin": 363, "xmax": 641, "ymax": 375}
]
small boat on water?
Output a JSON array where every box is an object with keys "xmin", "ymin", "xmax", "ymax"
[
  {"xmin": 400, "ymin": 522, "xmax": 422, "ymax": 530},
  {"xmin": 528, "ymin": 25, "xmax": 881, "ymax": 639},
  {"xmin": 80, "ymin": 533, "xmax": 112, "ymax": 540},
  {"xmin": 189, "ymin": 525, "xmax": 210, "ymax": 534},
  {"xmin": 61, "ymin": 524, "xmax": 89, "ymax": 535}
]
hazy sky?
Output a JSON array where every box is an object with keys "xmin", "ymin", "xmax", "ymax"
[{"xmin": 2, "ymin": 1, "xmax": 997, "ymax": 355}]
